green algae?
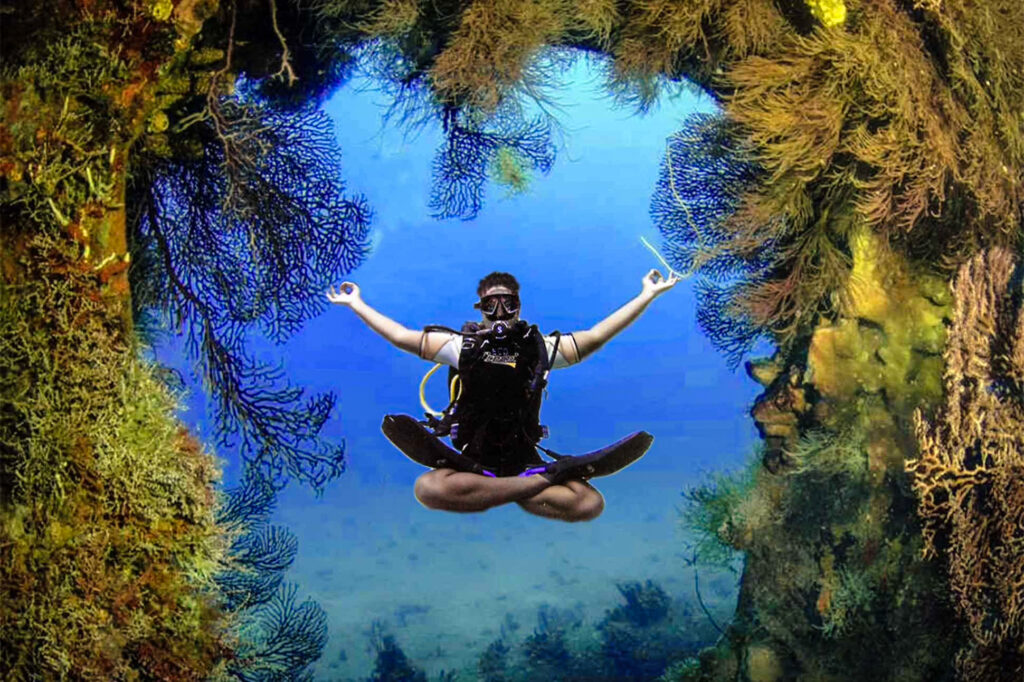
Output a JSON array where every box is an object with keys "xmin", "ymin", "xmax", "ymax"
[{"xmin": 0, "ymin": 235, "xmax": 232, "ymax": 678}]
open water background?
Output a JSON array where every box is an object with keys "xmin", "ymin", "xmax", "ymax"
[{"xmin": 157, "ymin": 58, "xmax": 764, "ymax": 680}]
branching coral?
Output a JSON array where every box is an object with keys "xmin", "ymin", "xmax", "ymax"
[
  {"xmin": 571, "ymin": 0, "xmax": 619, "ymax": 49},
  {"xmin": 597, "ymin": 581, "xmax": 692, "ymax": 680},
  {"xmin": 229, "ymin": 582, "xmax": 329, "ymax": 682},
  {"xmin": 907, "ymin": 247, "xmax": 1024, "ymax": 681},
  {"xmin": 650, "ymin": 111, "xmax": 768, "ymax": 367},
  {"xmin": 429, "ymin": 106, "xmax": 556, "ymax": 220},
  {"xmin": 129, "ymin": 99, "xmax": 373, "ymax": 492}
]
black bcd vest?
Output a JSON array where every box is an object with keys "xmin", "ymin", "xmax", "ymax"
[{"xmin": 422, "ymin": 320, "xmax": 559, "ymax": 454}]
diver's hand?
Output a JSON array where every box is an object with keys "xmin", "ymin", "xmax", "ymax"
[
  {"xmin": 641, "ymin": 269, "xmax": 680, "ymax": 299},
  {"xmin": 327, "ymin": 282, "xmax": 361, "ymax": 307}
]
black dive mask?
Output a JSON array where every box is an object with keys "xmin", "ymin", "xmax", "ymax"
[{"xmin": 474, "ymin": 294, "xmax": 520, "ymax": 318}]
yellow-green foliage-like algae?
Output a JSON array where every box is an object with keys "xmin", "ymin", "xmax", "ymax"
[
  {"xmin": 0, "ymin": 236, "xmax": 232, "ymax": 679},
  {"xmin": 492, "ymin": 145, "xmax": 533, "ymax": 196}
]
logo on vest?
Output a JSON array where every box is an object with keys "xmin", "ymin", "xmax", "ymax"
[{"xmin": 481, "ymin": 349, "xmax": 518, "ymax": 367}]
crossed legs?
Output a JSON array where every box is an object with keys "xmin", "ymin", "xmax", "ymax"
[{"xmin": 413, "ymin": 469, "xmax": 605, "ymax": 522}]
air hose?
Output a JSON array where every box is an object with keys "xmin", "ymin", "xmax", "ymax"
[{"xmin": 419, "ymin": 364, "xmax": 462, "ymax": 417}]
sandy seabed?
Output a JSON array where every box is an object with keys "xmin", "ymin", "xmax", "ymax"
[{"xmin": 271, "ymin": 470, "xmax": 739, "ymax": 681}]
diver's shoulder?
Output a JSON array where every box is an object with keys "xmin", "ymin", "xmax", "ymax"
[{"xmin": 420, "ymin": 329, "xmax": 461, "ymax": 359}]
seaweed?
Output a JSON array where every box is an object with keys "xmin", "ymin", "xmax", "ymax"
[
  {"xmin": 597, "ymin": 580, "xmax": 707, "ymax": 680},
  {"xmin": 605, "ymin": 580, "xmax": 672, "ymax": 628},
  {"xmin": 478, "ymin": 638, "xmax": 511, "ymax": 682},
  {"xmin": 523, "ymin": 614, "xmax": 573, "ymax": 669},
  {"xmin": 680, "ymin": 453, "xmax": 761, "ymax": 564}
]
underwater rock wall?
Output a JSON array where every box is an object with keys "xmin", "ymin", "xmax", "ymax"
[
  {"xmin": 0, "ymin": 2, "xmax": 235, "ymax": 677},
  {"xmin": 0, "ymin": 235, "xmax": 230, "ymax": 678},
  {"xmin": 700, "ymin": 236, "xmax": 1024, "ymax": 682},
  {"xmin": 677, "ymin": 234, "xmax": 1021, "ymax": 682},
  {"xmin": 689, "ymin": 226, "xmax": 962, "ymax": 681},
  {"xmin": 3, "ymin": 1, "xmax": 351, "ymax": 676}
]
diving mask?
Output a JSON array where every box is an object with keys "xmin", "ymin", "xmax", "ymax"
[{"xmin": 474, "ymin": 293, "xmax": 520, "ymax": 317}]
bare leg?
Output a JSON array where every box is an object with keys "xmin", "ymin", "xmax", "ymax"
[
  {"xmin": 414, "ymin": 469, "xmax": 552, "ymax": 513},
  {"xmin": 414, "ymin": 469, "xmax": 605, "ymax": 522},
  {"xmin": 515, "ymin": 479, "xmax": 605, "ymax": 522}
]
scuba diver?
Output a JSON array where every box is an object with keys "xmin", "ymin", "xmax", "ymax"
[{"xmin": 326, "ymin": 270, "xmax": 679, "ymax": 522}]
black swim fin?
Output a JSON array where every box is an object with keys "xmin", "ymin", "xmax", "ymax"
[
  {"xmin": 521, "ymin": 431, "xmax": 654, "ymax": 484},
  {"xmin": 381, "ymin": 414, "xmax": 497, "ymax": 477}
]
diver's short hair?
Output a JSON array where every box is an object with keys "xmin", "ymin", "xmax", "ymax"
[{"xmin": 477, "ymin": 272, "xmax": 519, "ymax": 297}]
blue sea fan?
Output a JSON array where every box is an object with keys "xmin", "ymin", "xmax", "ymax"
[
  {"xmin": 130, "ymin": 100, "xmax": 371, "ymax": 491},
  {"xmin": 213, "ymin": 466, "xmax": 326, "ymax": 678},
  {"xmin": 217, "ymin": 465, "xmax": 279, "ymax": 530},
  {"xmin": 650, "ymin": 112, "xmax": 761, "ymax": 278},
  {"xmin": 430, "ymin": 108, "xmax": 555, "ymax": 220},
  {"xmin": 650, "ymin": 112, "xmax": 770, "ymax": 367},
  {"xmin": 229, "ymin": 583, "xmax": 329, "ymax": 682},
  {"xmin": 217, "ymin": 525, "xmax": 299, "ymax": 611},
  {"xmin": 215, "ymin": 468, "xmax": 296, "ymax": 611}
]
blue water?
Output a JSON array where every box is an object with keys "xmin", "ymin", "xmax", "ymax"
[{"xmin": 158, "ymin": 58, "xmax": 763, "ymax": 680}]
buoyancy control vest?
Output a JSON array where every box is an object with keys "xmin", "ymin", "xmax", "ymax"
[{"xmin": 421, "ymin": 320, "xmax": 561, "ymax": 467}]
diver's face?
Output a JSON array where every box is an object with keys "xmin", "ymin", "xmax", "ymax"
[{"xmin": 477, "ymin": 285, "xmax": 521, "ymax": 329}]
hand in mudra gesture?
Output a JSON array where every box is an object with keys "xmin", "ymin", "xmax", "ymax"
[
  {"xmin": 326, "ymin": 282, "xmax": 361, "ymax": 306},
  {"xmin": 641, "ymin": 269, "xmax": 680, "ymax": 299}
]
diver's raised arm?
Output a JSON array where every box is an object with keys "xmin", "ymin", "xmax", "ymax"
[
  {"xmin": 572, "ymin": 269, "xmax": 679, "ymax": 361},
  {"xmin": 326, "ymin": 282, "xmax": 423, "ymax": 355}
]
